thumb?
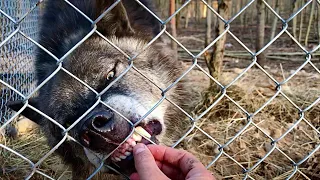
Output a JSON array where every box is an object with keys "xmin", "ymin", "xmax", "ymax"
[{"xmin": 132, "ymin": 143, "xmax": 168, "ymax": 180}]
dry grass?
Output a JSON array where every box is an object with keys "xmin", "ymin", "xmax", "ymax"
[
  {"xmin": 180, "ymin": 67, "xmax": 320, "ymax": 179},
  {"xmin": 0, "ymin": 67, "xmax": 319, "ymax": 179},
  {"xmin": 0, "ymin": 128, "xmax": 71, "ymax": 180}
]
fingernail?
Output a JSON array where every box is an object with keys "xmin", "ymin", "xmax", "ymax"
[{"xmin": 134, "ymin": 143, "xmax": 146, "ymax": 155}]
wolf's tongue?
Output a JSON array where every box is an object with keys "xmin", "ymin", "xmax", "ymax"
[{"xmin": 142, "ymin": 120, "xmax": 162, "ymax": 136}]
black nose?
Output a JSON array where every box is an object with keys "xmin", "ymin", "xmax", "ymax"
[{"xmin": 91, "ymin": 111, "xmax": 115, "ymax": 132}]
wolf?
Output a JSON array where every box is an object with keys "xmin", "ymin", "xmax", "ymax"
[{"xmin": 8, "ymin": 0, "xmax": 193, "ymax": 179}]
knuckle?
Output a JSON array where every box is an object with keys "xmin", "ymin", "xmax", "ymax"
[{"xmin": 185, "ymin": 157, "xmax": 199, "ymax": 171}]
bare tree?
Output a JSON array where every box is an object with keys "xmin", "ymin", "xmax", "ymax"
[
  {"xmin": 256, "ymin": 0, "xmax": 266, "ymax": 66},
  {"xmin": 176, "ymin": 0, "xmax": 181, "ymax": 30},
  {"xmin": 195, "ymin": 0, "xmax": 232, "ymax": 116},
  {"xmin": 298, "ymin": 0, "xmax": 305, "ymax": 42},
  {"xmin": 206, "ymin": 0, "xmax": 232, "ymax": 81},
  {"xmin": 170, "ymin": 0, "xmax": 178, "ymax": 55},
  {"xmin": 195, "ymin": 0, "xmax": 201, "ymax": 24},
  {"xmin": 205, "ymin": 0, "xmax": 212, "ymax": 47},
  {"xmin": 318, "ymin": 3, "xmax": 320, "ymax": 43},
  {"xmin": 270, "ymin": 0, "xmax": 279, "ymax": 40},
  {"xmin": 240, "ymin": 0, "xmax": 246, "ymax": 27},
  {"xmin": 305, "ymin": 0, "xmax": 315, "ymax": 46},
  {"xmin": 236, "ymin": 0, "xmax": 241, "ymax": 14},
  {"xmin": 292, "ymin": 0, "xmax": 299, "ymax": 39},
  {"xmin": 185, "ymin": 4, "xmax": 191, "ymax": 28}
]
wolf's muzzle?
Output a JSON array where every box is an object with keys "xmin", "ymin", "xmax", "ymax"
[{"xmin": 78, "ymin": 108, "xmax": 132, "ymax": 151}]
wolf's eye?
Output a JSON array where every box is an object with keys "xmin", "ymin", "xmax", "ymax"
[{"xmin": 106, "ymin": 71, "xmax": 115, "ymax": 81}]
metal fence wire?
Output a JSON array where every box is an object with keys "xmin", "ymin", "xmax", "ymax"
[
  {"xmin": 0, "ymin": 0, "xmax": 38, "ymax": 124},
  {"xmin": 0, "ymin": 0, "xmax": 320, "ymax": 179}
]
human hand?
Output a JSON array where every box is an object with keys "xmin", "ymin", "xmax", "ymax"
[{"xmin": 130, "ymin": 143, "xmax": 215, "ymax": 180}]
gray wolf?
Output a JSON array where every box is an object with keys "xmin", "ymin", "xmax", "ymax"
[{"xmin": 8, "ymin": 0, "xmax": 192, "ymax": 179}]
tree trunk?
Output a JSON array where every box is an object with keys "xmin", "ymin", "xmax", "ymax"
[
  {"xmin": 195, "ymin": 0, "xmax": 201, "ymax": 24},
  {"xmin": 270, "ymin": 0, "xmax": 279, "ymax": 40},
  {"xmin": 205, "ymin": 0, "xmax": 212, "ymax": 47},
  {"xmin": 250, "ymin": 2, "xmax": 255, "ymax": 27},
  {"xmin": 236, "ymin": 0, "xmax": 241, "ymax": 14},
  {"xmin": 305, "ymin": 0, "xmax": 315, "ymax": 46},
  {"xmin": 292, "ymin": 0, "xmax": 298, "ymax": 39},
  {"xmin": 318, "ymin": 4, "xmax": 320, "ymax": 43},
  {"xmin": 207, "ymin": 0, "xmax": 232, "ymax": 81},
  {"xmin": 194, "ymin": 0, "xmax": 232, "ymax": 118},
  {"xmin": 176, "ymin": 0, "xmax": 181, "ymax": 30},
  {"xmin": 185, "ymin": 4, "xmax": 191, "ymax": 28},
  {"xmin": 202, "ymin": 3, "xmax": 207, "ymax": 18},
  {"xmin": 212, "ymin": 1, "xmax": 218, "ymax": 29},
  {"xmin": 170, "ymin": 0, "xmax": 178, "ymax": 55},
  {"xmin": 256, "ymin": 0, "xmax": 266, "ymax": 66},
  {"xmin": 240, "ymin": 0, "xmax": 246, "ymax": 27},
  {"xmin": 298, "ymin": 0, "xmax": 305, "ymax": 42}
]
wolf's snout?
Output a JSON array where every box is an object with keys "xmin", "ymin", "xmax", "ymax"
[
  {"xmin": 91, "ymin": 112, "xmax": 115, "ymax": 133},
  {"xmin": 79, "ymin": 110, "xmax": 132, "ymax": 151}
]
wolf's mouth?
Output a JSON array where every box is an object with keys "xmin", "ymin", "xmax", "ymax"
[
  {"xmin": 110, "ymin": 124, "xmax": 159, "ymax": 162},
  {"xmin": 80, "ymin": 117, "xmax": 162, "ymax": 173},
  {"xmin": 108, "ymin": 121, "xmax": 162, "ymax": 174}
]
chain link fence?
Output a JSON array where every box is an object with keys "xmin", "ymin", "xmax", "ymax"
[
  {"xmin": 0, "ymin": 0, "xmax": 38, "ymax": 124},
  {"xmin": 0, "ymin": 0, "xmax": 319, "ymax": 179}
]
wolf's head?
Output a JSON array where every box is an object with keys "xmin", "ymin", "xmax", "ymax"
[{"xmin": 8, "ymin": 0, "xmax": 183, "ymax": 175}]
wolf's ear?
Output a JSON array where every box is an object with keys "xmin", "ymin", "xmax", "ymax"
[
  {"xmin": 96, "ymin": 0, "xmax": 134, "ymax": 37},
  {"xmin": 6, "ymin": 98, "xmax": 42, "ymax": 124}
]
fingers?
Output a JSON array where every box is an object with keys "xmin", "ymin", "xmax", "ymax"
[
  {"xmin": 132, "ymin": 143, "xmax": 169, "ymax": 180},
  {"xmin": 129, "ymin": 173, "xmax": 140, "ymax": 180},
  {"xmin": 156, "ymin": 161, "xmax": 185, "ymax": 180},
  {"xmin": 132, "ymin": 144, "xmax": 214, "ymax": 180},
  {"xmin": 147, "ymin": 145, "xmax": 215, "ymax": 180},
  {"xmin": 147, "ymin": 145, "xmax": 203, "ymax": 174}
]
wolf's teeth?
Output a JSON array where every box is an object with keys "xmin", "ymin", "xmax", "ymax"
[
  {"xmin": 114, "ymin": 157, "xmax": 121, "ymax": 162},
  {"xmin": 131, "ymin": 141, "xmax": 137, "ymax": 146},
  {"xmin": 132, "ymin": 133, "xmax": 142, "ymax": 142},
  {"xmin": 120, "ymin": 155, "xmax": 127, "ymax": 159},
  {"xmin": 124, "ymin": 151, "xmax": 131, "ymax": 156},
  {"xmin": 135, "ymin": 126, "xmax": 151, "ymax": 138}
]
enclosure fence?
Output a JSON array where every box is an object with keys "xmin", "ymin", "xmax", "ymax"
[{"xmin": 0, "ymin": 0, "xmax": 320, "ymax": 179}]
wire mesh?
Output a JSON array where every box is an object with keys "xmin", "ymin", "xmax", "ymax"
[
  {"xmin": 0, "ymin": 0, "xmax": 38, "ymax": 124},
  {"xmin": 0, "ymin": 0, "xmax": 319, "ymax": 179}
]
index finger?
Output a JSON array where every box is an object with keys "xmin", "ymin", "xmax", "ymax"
[{"xmin": 147, "ymin": 145, "xmax": 210, "ymax": 177}]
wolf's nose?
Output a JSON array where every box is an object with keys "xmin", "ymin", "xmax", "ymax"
[{"xmin": 91, "ymin": 112, "xmax": 115, "ymax": 132}]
